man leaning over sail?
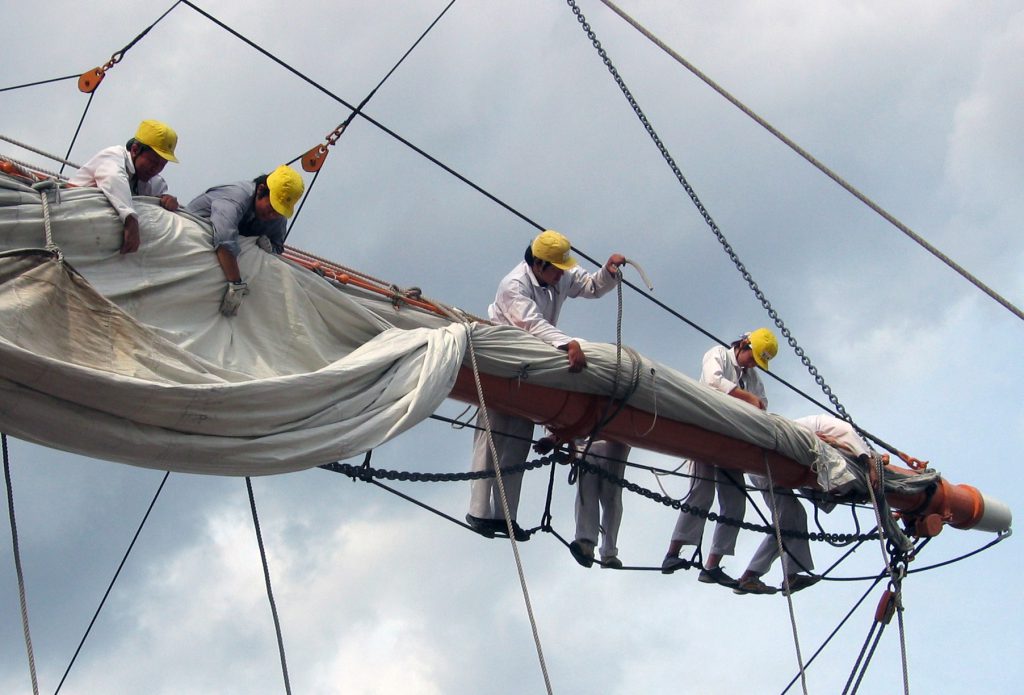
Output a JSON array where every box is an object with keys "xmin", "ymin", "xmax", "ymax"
[
  {"xmin": 466, "ymin": 230, "xmax": 626, "ymax": 540},
  {"xmin": 67, "ymin": 119, "xmax": 180, "ymax": 254},
  {"xmin": 185, "ymin": 165, "xmax": 304, "ymax": 317}
]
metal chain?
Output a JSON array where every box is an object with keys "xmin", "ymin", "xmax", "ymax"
[
  {"xmin": 322, "ymin": 454, "xmax": 879, "ymax": 545},
  {"xmin": 565, "ymin": 0, "xmax": 855, "ymax": 424}
]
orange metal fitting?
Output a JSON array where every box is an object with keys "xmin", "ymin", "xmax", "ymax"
[
  {"xmin": 874, "ymin": 589, "xmax": 896, "ymax": 624},
  {"xmin": 78, "ymin": 67, "xmax": 106, "ymax": 93}
]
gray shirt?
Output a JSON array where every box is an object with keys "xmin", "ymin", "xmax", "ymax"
[{"xmin": 185, "ymin": 181, "xmax": 286, "ymax": 256}]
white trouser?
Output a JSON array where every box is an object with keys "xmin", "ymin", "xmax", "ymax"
[
  {"xmin": 744, "ymin": 475, "xmax": 813, "ymax": 576},
  {"xmin": 670, "ymin": 461, "xmax": 747, "ymax": 557},
  {"xmin": 469, "ymin": 409, "xmax": 533, "ymax": 520},
  {"xmin": 574, "ymin": 440, "xmax": 630, "ymax": 559}
]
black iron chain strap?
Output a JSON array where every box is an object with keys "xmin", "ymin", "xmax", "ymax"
[
  {"xmin": 564, "ymin": 0, "xmax": 853, "ymax": 425},
  {"xmin": 322, "ymin": 453, "xmax": 879, "ymax": 544}
]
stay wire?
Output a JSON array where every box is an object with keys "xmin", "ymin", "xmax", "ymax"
[
  {"xmin": 597, "ymin": 0, "xmax": 1023, "ymax": 324},
  {"xmin": 283, "ymin": 0, "xmax": 458, "ymax": 240},
  {"xmin": 54, "ymin": 471, "xmax": 171, "ymax": 695},
  {"xmin": 0, "ymin": 74, "xmax": 80, "ymax": 94},
  {"xmin": 58, "ymin": 1, "xmax": 182, "ymax": 176},
  {"xmin": 3, "ymin": 434, "xmax": 40, "ymax": 695},
  {"xmin": 59, "ymin": 92, "xmax": 95, "ymax": 177},
  {"xmin": 765, "ymin": 462, "xmax": 809, "ymax": 695},
  {"xmin": 245, "ymin": 477, "xmax": 293, "ymax": 695},
  {"xmin": 565, "ymin": 0, "xmax": 858, "ymax": 430},
  {"xmin": 180, "ymin": 0, "xmax": 907, "ymax": 455},
  {"xmin": 179, "ymin": 0, "xmax": 540, "ymax": 232},
  {"xmin": 778, "ymin": 573, "xmax": 887, "ymax": 695}
]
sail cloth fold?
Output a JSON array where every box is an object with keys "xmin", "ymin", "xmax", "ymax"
[
  {"xmin": 0, "ymin": 177, "xmax": 466, "ymax": 475},
  {"xmin": 0, "ymin": 174, "xmax": 857, "ymax": 486}
]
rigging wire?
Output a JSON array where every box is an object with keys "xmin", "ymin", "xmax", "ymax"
[
  {"xmin": 53, "ymin": 472, "xmax": 171, "ymax": 695},
  {"xmin": 0, "ymin": 75, "xmax": 80, "ymax": 94},
  {"xmin": 445, "ymin": 320, "xmax": 555, "ymax": 693},
  {"xmin": 0, "ymin": 5, "xmax": 1007, "ymax": 691},
  {"xmin": 283, "ymin": 0, "xmax": 458, "ymax": 240},
  {"xmin": 596, "ymin": 0, "xmax": 1023, "ymax": 324},
  {"xmin": 140, "ymin": 0, "xmax": 915, "ymax": 462},
  {"xmin": 765, "ymin": 462, "xmax": 809, "ymax": 695},
  {"xmin": 245, "ymin": 477, "xmax": 293, "ymax": 695},
  {"xmin": 564, "ymin": 0, "xmax": 858, "ymax": 431},
  {"xmin": 59, "ymin": 1, "xmax": 183, "ymax": 175},
  {"xmin": 2, "ymin": 434, "xmax": 40, "ymax": 695}
]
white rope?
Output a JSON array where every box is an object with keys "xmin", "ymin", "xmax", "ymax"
[
  {"xmin": 3, "ymin": 435, "xmax": 41, "ymax": 695},
  {"xmin": 0, "ymin": 133, "xmax": 80, "ymax": 172},
  {"xmin": 597, "ymin": 0, "xmax": 1024, "ymax": 323},
  {"xmin": 432, "ymin": 302, "xmax": 554, "ymax": 695},
  {"xmin": 764, "ymin": 461, "xmax": 809, "ymax": 695}
]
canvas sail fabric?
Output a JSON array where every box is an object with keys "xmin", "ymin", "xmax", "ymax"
[
  {"xmin": 0, "ymin": 177, "xmax": 466, "ymax": 475},
  {"xmin": 0, "ymin": 174, "xmax": 857, "ymax": 487}
]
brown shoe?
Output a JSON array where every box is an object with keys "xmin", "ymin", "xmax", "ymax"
[{"xmin": 733, "ymin": 576, "xmax": 778, "ymax": 595}]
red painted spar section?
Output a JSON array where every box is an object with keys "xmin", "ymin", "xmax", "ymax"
[{"xmin": 449, "ymin": 368, "xmax": 990, "ymax": 534}]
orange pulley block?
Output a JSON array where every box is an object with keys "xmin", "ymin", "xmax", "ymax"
[
  {"xmin": 78, "ymin": 67, "xmax": 106, "ymax": 93},
  {"xmin": 874, "ymin": 589, "xmax": 897, "ymax": 624}
]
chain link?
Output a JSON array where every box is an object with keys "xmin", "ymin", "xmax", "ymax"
[
  {"xmin": 322, "ymin": 453, "xmax": 879, "ymax": 544},
  {"xmin": 565, "ymin": 0, "xmax": 854, "ymax": 424}
]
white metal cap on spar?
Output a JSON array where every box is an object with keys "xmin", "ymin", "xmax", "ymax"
[{"xmin": 973, "ymin": 493, "xmax": 1012, "ymax": 533}]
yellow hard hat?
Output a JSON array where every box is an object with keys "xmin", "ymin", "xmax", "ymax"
[
  {"xmin": 134, "ymin": 120, "xmax": 179, "ymax": 163},
  {"xmin": 266, "ymin": 165, "xmax": 304, "ymax": 218},
  {"xmin": 747, "ymin": 327, "xmax": 779, "ymax": 370},
  {"xmin": 531, "ymin": 230, "xmax": 577, "ymax": 270}
]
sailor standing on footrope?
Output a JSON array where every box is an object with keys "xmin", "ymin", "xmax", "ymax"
[
  {"xmin": 661, "ymin": 328, "xmax": 778, "ymax": 588},
  {"xmin": 466, "ymin": 230, "xmax": 626, "ymax": 541}
]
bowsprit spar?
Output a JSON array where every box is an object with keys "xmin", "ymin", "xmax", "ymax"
[{"xmin": 1, "ymin": 2, "xmax": 1018, "ymax": 694}]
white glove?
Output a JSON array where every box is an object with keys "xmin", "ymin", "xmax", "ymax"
[
  {"xmin": 257, "ymin": 235, "xmax": 273, "ymax": 252},
  {"xmin": 220, "ymin": 281, "xmax": 249, "ymax": 317}
]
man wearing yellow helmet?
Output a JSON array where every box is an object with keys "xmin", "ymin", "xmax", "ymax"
[
  {"xmin": 185, "ymin": 165, "xmax": 304, "ymax": 317},
  {"xmin": 68, "ymin": 119, "xmax": 180, "ymax": 254},
  {"xmin": 661, "ymin": 329, "xmax": 778, "ymax": 588},
  {"xmin": 466, "ymin": 230, "xmax": 627, "ymax": 540}
]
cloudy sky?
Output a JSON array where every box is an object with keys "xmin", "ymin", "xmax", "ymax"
[{"xmin": 2, "ymin": 1, "xmax": 1022, "ymax": 693}]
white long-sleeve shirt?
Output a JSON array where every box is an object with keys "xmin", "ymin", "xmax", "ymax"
[
  {"xmin": 793, "ymin": 414, "xmax": 870, "ymax": 458},
  {"xmin": 68, "ymin": 146, "xmax": 168, "ymax": 223},
  {"xmin": 701, "ymin": 343, "xmax": 767, "ymax": 408},
  {"xmin": 488, "ymin": 260, "xmax": 617, "ymax": 348}
]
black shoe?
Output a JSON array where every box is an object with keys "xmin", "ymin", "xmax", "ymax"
[
  {"xmin": 601, "ymin": 556, "xmax": 623, "ymax": 570},
  {"xmin": 466, "ymin": 514, "xmax": 500, "ymax": 537},
  {"xmin": 508, "ymin": 520, "xmax": 531, "ymax": 542},
  {"xmin": 782, "ymin": 574, "xmax": 821, "ymax": 596},
  {"xmin": 569, "ymin": 540, "xmax": 595, "ymax": 568},
  {"xmin": 466, "ymin": 514, "xmax": 529, "ymax": 541},
  {"xmin": 661, "ymin": 555, "xmax": 692, "ymax": 574},
  {"xmin": 698, "ymin": 566, "xmax": 739, "ymax": 588}
]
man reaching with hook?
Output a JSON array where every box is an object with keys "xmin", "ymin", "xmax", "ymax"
[{"xmin": 466, "ymin": 230, "xmax": 626, "ymax": 540}]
